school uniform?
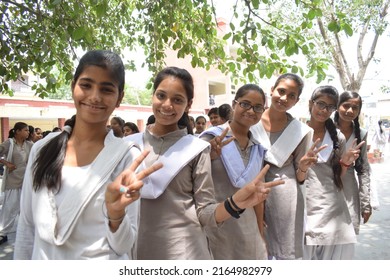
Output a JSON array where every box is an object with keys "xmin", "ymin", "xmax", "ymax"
[
  {"xmin": 251, "ymin": 114, "xmax": 312, "ymax": 259},
  {"xmin": 126, "ymin": 128, "xmax": 218, "ymax": 260}
]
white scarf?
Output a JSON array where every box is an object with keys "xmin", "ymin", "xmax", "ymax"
[
  {"xmin": 317, "ymin": 130, "xmax": 333, "ymax": 163},
  {"xmin": 35, "ymin": 132, "xmax": 133, "ymax": 245},
  {"xmin": 250, "ymin": 119, "xmax": 312, "ymax": 167},
  {"xmin": 126, "ymin": 133, "xmax": 209, "ymax": 199},
  {"xmin": 1, "ymin": 138, "xmax": 14, "ymax": 193},
  {"xmin": 200, "ymin": 126, "xmax": 266, "ymax": 188}
]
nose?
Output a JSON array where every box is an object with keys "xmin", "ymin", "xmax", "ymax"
[
  {"xmin": 90, "ymin": 87, "xmax": 102, "ymax": 102},
  {"xmin": 162, "ymin": 98, "xmax": 173, "ymax": 108}
]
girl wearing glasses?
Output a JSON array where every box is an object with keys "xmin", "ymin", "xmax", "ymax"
[
  {"xmin": 250, "ymin": 73, "xmax": 315, "ymax": 260},
  {"xmin": 334, "ymin": 91, "xmax": 372, "ymax": 235},
  {"xmin": 304, "ymin": 86, "xmax": 363, "ymax": 260},
  {"xmin": 199, "ymin": 84, "xmax": 269, "ymax": 259}
]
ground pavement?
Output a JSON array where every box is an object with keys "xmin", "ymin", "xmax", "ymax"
[{"xmin": 1, "ymin": 145, "xmax": 389, "ymax": 260}]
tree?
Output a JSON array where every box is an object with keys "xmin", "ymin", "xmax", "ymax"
[{"xmin": 1, "ymin": 0, "xmax": 389, "ymax": 98}]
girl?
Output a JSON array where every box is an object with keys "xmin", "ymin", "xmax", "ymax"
[
  {"xmin": 110, "ymin": 116, "xmax": 125, "ymax": 138},
  {"xmin": 194, "ymin": 115, "xmax": 207, "ymax": 136},
  {"xmin": 14, "ymin": 50, "xmax": 161, "ymax": 259},
  {"xmin": 334, "ymin": 91, "xmax": 372, "ymax": 234},
  {"xmin": 125, "ymin": 67, "xmax": 283, "ymax": 260},
  {"xmin": 123, "ymin": 122, "xmax": 140, "ymax": 136},
  {"xmin": 250, "ymin": 73, "xmax": 315, "ymax": 259},
  {"xmin": 0, "ymin": 122, "xmax": 33, "ymax": 245},
  {"xmin": 304, "ymin": 86, "xmax": 364, "ymax": 260},
  {"xmin": 200, "ymin": 84, "xmax": 268, "ymax": 259}
]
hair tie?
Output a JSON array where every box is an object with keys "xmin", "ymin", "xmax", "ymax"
[{"xmin": 63, "ymin": 125, "xmax": 72, "ymax": 134}]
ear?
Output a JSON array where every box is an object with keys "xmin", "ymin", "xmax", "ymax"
[
  {"xmin": 270, "ymin": 86, "xmax": 274, "ymax": 96},
  {"xmin": 185, "ymin": 100, "xmax": 193, "ymax": 112},
  {"xmin": 116, "ymin": 91, "xmax": 124, "ymax": 107}
]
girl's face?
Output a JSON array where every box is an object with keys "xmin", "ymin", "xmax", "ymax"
[
  {"xmin": 195, "ymin": 118, "xmax": 207, "ymax": 133},
  {"xmin": 110, "ymin": 119, "xmax": 123, "ymax": 134},
  {"xmin": 232, "ymin": 90, "xmax": 265, "ymax": 128},
  {"xmin": 123, "ymin": 126, "xmax": 134, "ymax": 136},
  {"xmin": 209, "ymin": 113, "xmax": 221, "ymax": 126},
  {"xmin": 152, "ymin": 76, "xmax": 192, "ymax": 132},
  {"xmin": 270, "ymin": 78, "xmax": 300, "ymax": 112},
  {"xmin": 310, "ymin": 95, "xmax": 337, "ymax": 123},
  {"xmin": 338, "ymin": 98, "xmax": 361, "ymax": 123},
  {"xmin": 17, "ymin": 126, "xmax": 30, "ymax": 140},
  {"xmin": 72, "ymin": 66, "xmax": 123, "ymax": 126}
]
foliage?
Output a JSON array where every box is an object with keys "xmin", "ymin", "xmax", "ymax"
[{"xmin": 1, "ymin": 0, "xmax": 389, "ymax": 98}]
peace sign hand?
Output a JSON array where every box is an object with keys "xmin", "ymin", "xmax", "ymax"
[
  {"xmin": 341, "ymin": 138, "xmax": 365, "ymax": 167},
  {"xmin": 105, "ymin": 150, "xmax": 163, "ymax": 227},
  {"xmin": 209, "ymin": 127, "xmax": 235, "ymax": 160},
  {"xmin": 298, "ymin": 138, "xmax": 328, "ymax": 172}
]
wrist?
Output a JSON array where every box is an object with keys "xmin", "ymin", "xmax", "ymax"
[{"xmin": 339, "ymin": 159, "xmax": 352, "ymax": 167}]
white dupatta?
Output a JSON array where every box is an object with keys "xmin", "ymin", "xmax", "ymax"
[
  {"xmin": 1, "ymin": 138, "xmax": 14, "ymax": 193},
  {"xmin": 250, "ymin": 119, "xmax": 312, "ymax": 167},
  {"xmin": 126, "ymin": 132, "xmax": 209, "ymax": 199},
  {"xmin": 35, "ymin": 132, "xmax": 134, "ymax": 245}
]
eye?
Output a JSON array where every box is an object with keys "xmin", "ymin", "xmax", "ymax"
[
  {"xmin": 155, "ymin": 92, "xmax": 166, "ymax": 100},
  {"xmin": 173, "ymin": 97, "xmax": 185, "ymax": 104},
  {"xmin": 288, "ymin": 94, "xmax": 296, "ymax": 99},
  {"xmin": 79, "ymin": 83, "xmax": 91, "ymax": 89}
]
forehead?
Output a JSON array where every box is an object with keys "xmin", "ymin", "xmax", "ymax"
[
  {"xmin": 316, "ymin": 95, "xmax": 337, "ymax": 104},
  {"xmin": 341, "ymin": 97, "xmax": 360, "ymax": 105},
  {"xmin": 238, "ymin": 90, "xmax": 265, "ymax": 104},
  {"xmin": 156, "ymin": 77, "xmax": 188, "ymax": 99},
  {"xmin": 275, "ymin": 78, "xmax": 300, "ymax": 92},
  {"xmin": 78, "ymin": 66, "xmax": 119, "ymax": 88}
]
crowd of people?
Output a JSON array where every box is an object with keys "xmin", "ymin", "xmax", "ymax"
[{"xmin": 0, "ymin": 49, "xmax": 386, "ymax": 260}]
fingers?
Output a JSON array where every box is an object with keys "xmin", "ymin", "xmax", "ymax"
[
  {"xmin": 309, "ymin": 138, "xmax": 321, "ymax": 151},
  {"xmin": 220, "ymin": 127, "xmax": 229, "ymax": 139},
  {"xmin": 136, "ymin": 162, "xmax": 163, "ymax": 181},
  {"xmin": 222, "ymin": 136, "xmax": 235, "ymax": 147},
  {"xmin": 354, "ymin": 140, "xmax": 365, "ymax": 150},
  {"xmin": 253, "ymin": 164, "xmax": 271, "ymax": 184},
  {"xmin": 314, "ymin": 144, "xmax": 328, "ymax": 154},
  {"xmin": 262, "ymin": 179, "xmax": 285, "ymax": 189},
  {"xmin": 127, "ymin": 149, "xmax": 151, "ymax": 173}
]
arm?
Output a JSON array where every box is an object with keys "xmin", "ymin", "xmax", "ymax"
[
  {"xmin": 254, "ymin": 202, "xmax": 266, "ymax": 240},
  {"xmin": 358, "ymin": 133, "xmax": 372, "ymax": 223}
]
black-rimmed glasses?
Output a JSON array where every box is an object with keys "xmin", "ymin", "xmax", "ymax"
[
  {"xmin": 234, "ymin": 100, "xmax": 265, "ymax": 113},
  {"xmin": 312, "ymin": 100, "xmax": 337, "ymax": 113}
]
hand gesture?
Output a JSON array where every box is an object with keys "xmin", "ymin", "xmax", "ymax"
[
  {"xmin": 233, "ymin": 164, "xmax": 285, "ymax": 209},
  {"xmin": 298, "ymin": 138, "xmax": 328, "ymax": 172},
  {"xmin": 105, "ymin": 150, "xmax": 163, "ymax": 221},
  {"xmin": 209, "ymin": 127, "xmax": 235, "ymax": 160},
  {"xmin": 341, "ymin": 138, "xmax": 365, "ymax": 166}
]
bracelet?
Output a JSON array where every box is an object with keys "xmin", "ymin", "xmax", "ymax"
[
  {"xmin": 297, "ymin": 167, "xmax": 308, "ymax": 173},
  {"xmin": 102, "ymin": 201, "xmax": 127, "ymax": 222},
  {"xmin": 229, "ymin": 195, "xmax": 245, "ymax": 213},
  {"xmin": 339, "ymin": 159, "xmax": 352, "ymax": 168},
  {"xmin": 224, "ymin": 199, "xmax": 241, "ymax": 219}
]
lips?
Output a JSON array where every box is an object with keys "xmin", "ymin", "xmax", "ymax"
[{"xmin": 81, "ymin": 102, "xmax": 106, "ymax": 110}]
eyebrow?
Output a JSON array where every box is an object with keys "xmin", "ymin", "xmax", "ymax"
[{"xmin": 78, "ymin": 77, "xmax": 116, "ymax": 88}]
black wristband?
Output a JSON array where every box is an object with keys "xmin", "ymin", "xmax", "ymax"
[
  {"xmin": 229, "ymin": 195, "xmax": 245, "ymax": 212},
  {"xmin": 224, "ymin": 199, "xmax": 240, "ymax": 219}
]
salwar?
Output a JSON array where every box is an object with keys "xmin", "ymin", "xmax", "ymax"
[
  {"xmin": 0, "ymin": 188, "xmax": 21, "ymax": 235},
  {"xmin": 303, "ymin": 244, "xmax": 355, "ymax": 260}
]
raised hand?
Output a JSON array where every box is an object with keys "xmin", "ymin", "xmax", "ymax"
[
  {"xmin": 105, "ymin": 150, "xmax": 163, "ymax": 223},
  {"xmin": 232, "ymin": 164, "xmax": 285, "ymax": 209},
  {"xmin": 209, "ymin": 127, "xmax": 235, "ymax": 160},
  {"xmin": 298, "ymin": 138, "xmax": 328, "ymax": 172},
  {"xmin": 341, "ymin": 138, "xmax": 365, "ymax": 167}
]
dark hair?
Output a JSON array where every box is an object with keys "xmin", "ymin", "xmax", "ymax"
[
  {"xmin": 218, "ymin": 103, "xmax": 233, "ymax": 122},
  {"xmin": 111, "ymin": 116, "xmax": 125, "ymax": 127},
  {"xmin": 124, "ymin": 122, "xmax": 140, "ymax": 133},
  {"xmin": 27, "ymin": 125, "xmax": 35, "ymax": 141},
  {"xmin": 208, "ymin": 107, "xmax": 219, "ymax": 117},
  {"xmin": 52, "ymin": 127, "xmax": 62, "ymax": 132},
  {"xmin": 273, "ymin": 73, "xmax": 305, "ymax": 97},
  {"xmin": 153, "ymin": 66, "xmax": 194, "ymax": 134},
  {"xmin": 33, "ymin": 50, "xmax": 125, "ymax": 192},
  {"xmin": 35, "ymin": 127, "xmax": 41, "ymax": 132},
  {"xmin": 8, "ymin": 122, "xmax": 28, "ymax": 138},
  {"xmin": 146, "ymin": 114, "xmax": 155, "ymax": 125},
  {"xmin": 310, "ymin": 85, "xmax": 343, "ymax": 189},
  {"xmin": 195, "ymin": 116, "xmax": 207, "ymax": 123},
  {"xmin": 378, "ymin": 120, "xmax": 384, "ymax": 134},
  {"xmin": 234, "ymin": 84, "xmax": 266, "ymax": 103},
  {"xmin": 334, "ymin": 91, "xmax": 364, "ymax": 174}
]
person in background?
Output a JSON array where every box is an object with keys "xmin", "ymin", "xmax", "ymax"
[
  {"xmin": 208, "ymin": 107, "xmax": 221, "ymax": 127},
  {"xmin": 194, "ymin": 116, "xmax": 207, "ymax": 136},
  {"xmin": 13, "ymin": 50, "xmax": 161, "ymax": 260},
  {"xmin": 304, "ymin": 85, "xmax": 364, "ymax": 260},
  {"xmin": 33, "ymin": 127, "xmax": 43, "ymax": 142},
  {"xmin": 125, "ymin": 66, "xmax": 284, "ymax": 260},
  {"xmin": 218, "ymin": 103, "xmax": 233, "ymax": 125},
  {"xmin": 52, "ymin": 127, "xmax": 62, "ymax": 133},
  {"xmin": 334, "ymin": 91, "xmax": 372, "ymax": 235},
  {"xmin": 372, "ymin": 120, "xmax": 386, "ymax": 156},
  {"xmin": 110, "ymin": 116, "xmax": 125, "ymax": 138},
  {"xmin": 146, "ymin": 114, "xmax": 155, "ymax": 127},
  {"xmin": 200, "ymin": 84, "xmax": 269, "ymax": 259},
  {"xmin": 123, "ymin": 122, "xmax": 140, "ymax": 136},
  {"xmin": 0, "ymin": 122, "xmax": 33, "ymax": 245},
  {"xmin": 188, "ymin": 116, "xmax": 195, "ymax": 135}
]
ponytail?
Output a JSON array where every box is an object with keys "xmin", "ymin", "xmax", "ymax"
[
  {"xmin": 33, "ymin": 115, "xmax": 76, "ymax": 192},
  {"xmin": 325, "ymin": 119, "xmax": 343, "ymax": 190},
  {"xmin": 179, "ymin": 112, "xmax": 193, "ymax": 135}
]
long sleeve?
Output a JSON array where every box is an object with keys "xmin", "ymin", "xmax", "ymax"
[{"xmin": 358, "ymin": 131, "xmax": 371, "ymax": 213}]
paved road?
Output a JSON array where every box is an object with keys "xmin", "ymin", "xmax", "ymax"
[{"xmin": 1, "ymin": 145, "xmax": 389, "ymax": 260}]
